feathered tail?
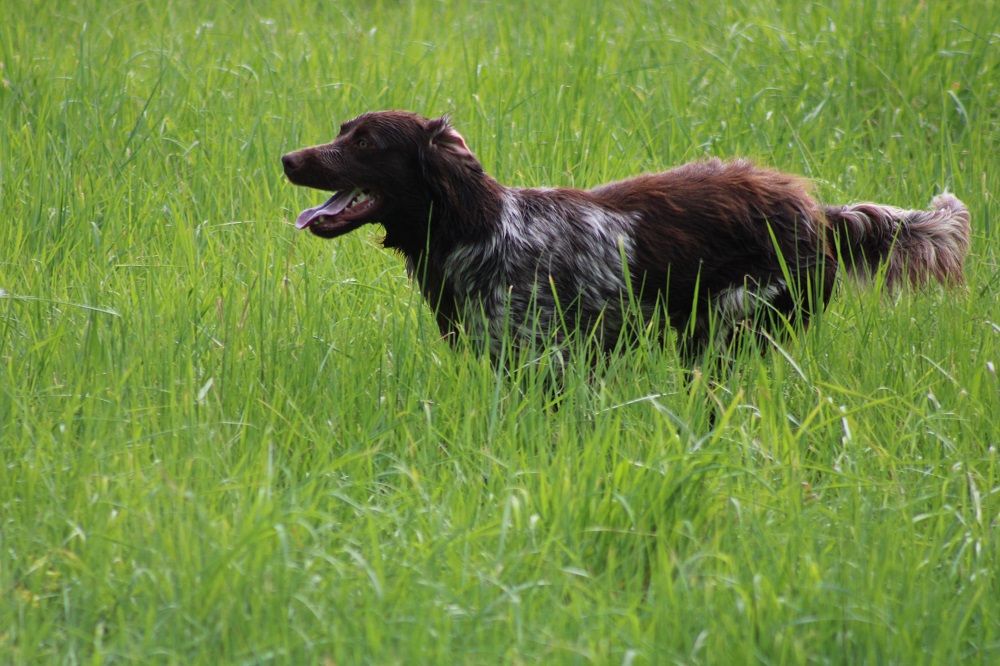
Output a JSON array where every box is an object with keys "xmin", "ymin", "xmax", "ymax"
[{"xmin": 825, "ymin": 193, "xmax": 971, "ymax": 289}]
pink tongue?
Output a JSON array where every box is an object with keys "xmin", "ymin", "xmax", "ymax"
[{"xmin": 295, "ymin": 190, "xmax": 355, "ymax": 229}]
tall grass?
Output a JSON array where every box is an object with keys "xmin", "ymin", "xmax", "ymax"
[{"xmin": 1, "ymin": 0, "xmax": 998, "ymax": 662}]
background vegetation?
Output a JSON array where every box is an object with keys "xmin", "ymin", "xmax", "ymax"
[{"xmin": 1, "ymin": 0, "xmax": 997, "ymax": 662}]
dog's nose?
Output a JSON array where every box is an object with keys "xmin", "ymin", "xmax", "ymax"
[{"xmin": 281, "ymin": 152, "xmax": 302, "ymax": 174}]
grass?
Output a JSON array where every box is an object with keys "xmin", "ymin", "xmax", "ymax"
[{"xmin": 1, "ymin": 0, "xmax": 998, "ymax": 662}]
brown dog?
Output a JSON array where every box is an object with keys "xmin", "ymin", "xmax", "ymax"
[{"xmin": 283, "ymin": 111, "xmax": 970, "ymax": 360}]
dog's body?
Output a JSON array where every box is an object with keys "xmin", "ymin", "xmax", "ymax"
[{"xmin": 282, "ymin": 111, "xmax": 970, "ymax": 359}]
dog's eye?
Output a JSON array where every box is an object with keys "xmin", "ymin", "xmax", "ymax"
[{"xmin": 357, "ymin": 138, "xmax": 370, "ymax": 149}]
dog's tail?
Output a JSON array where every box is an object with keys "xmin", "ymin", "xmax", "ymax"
[{"xmin": 824, "ymin": 193, "xmax": 970, "ymax": 289}]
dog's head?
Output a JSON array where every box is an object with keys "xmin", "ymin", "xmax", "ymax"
[{"xmin": 281, "ymin": 111, "xmax": 477, "ymax": 241}]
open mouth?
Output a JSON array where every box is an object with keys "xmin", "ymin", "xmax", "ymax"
[{"xmin": 294, "ymin": 188, "xmax": 379, "ymax": 236}]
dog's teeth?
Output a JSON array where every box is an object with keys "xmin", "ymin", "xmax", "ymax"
[{"xmin": 341, "ymin": 189, "xmax": 372, "ymax": 212}]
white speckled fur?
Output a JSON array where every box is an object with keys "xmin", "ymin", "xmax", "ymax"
[
  {"xmin": 442, "ymin": 189, "xmax": 637, "ymax": 351},
  {"xmin": 714, "ymin": 281, "xmax": 786, "ymax": 322}
]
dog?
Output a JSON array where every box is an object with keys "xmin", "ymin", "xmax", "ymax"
[{"xmin": 282, "ymin": 111, "xmax": 970, "ymax": 361}]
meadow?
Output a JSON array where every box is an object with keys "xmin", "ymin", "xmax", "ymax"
[{"xmin": 1, "ymin": 0, "xmax": 998, "ymax": 662}]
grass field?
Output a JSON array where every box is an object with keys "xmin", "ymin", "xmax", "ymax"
[{"xmin": 2, "ymin": 0, "xmax": 998, "ymax": 662}]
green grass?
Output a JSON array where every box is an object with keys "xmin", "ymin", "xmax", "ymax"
[{"xmin": 2, "ymin": 0, "xmax": 998, "ymax": 662}]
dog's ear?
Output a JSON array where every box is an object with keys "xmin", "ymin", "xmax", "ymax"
[
  {"xmin": 419, "ymin": 115, "xmax": 482, "ymax": 197},
  {"xmin": 425, "ymin": 115, "xmax": 473, "ymax": 159}
]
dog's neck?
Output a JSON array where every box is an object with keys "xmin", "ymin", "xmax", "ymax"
[
  {"xmin": 384, "ymin": 162, "xmax": 506, "ymax": 260},
  {"xmin": 377, "ymin": 163, "xmax": 505, "ymax": 338}
]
